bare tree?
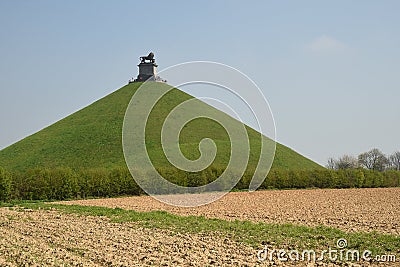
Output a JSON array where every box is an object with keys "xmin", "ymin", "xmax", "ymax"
[
  {"xmin": 326, "ymin": 155, "xmax": 358, "ymax": 170},
  {"xmin": 358, "ymin": 148, "xmax": 388, "ymax": 171},
  {"xmin": 389, "ymin": 151, "xmax": 400, "ymax": 171},
  {"xmin": 326, "ymin": 158, "xmax": 336, "ymax": 169},
  {"xmin": 337, "ymin": 155, "xmax": 359, "ymax": 169}
]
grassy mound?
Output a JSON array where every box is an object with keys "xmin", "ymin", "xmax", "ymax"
[{"xmin": 0, "ymin": 82, "xmax": 321, "ymax": 172}]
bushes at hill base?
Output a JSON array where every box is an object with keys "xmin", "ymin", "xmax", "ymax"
[
  {"xmin": 1, "ymin": 166, "xmax": 399, "ymax": 201},
  {"xmin": 11, "ymin": 167, "xmax": 143, "ymax": 201},
  {"xmin": 0, "ymin": 168, "xmax": 12, "ymax": 201},
  {"xmin": 258, "ymin": 169, "xmax": 400, "ymax": 190}
]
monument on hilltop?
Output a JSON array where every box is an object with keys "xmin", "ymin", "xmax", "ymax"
[{"xmin": 129, "ymin": 52, "xmax": 165, "ymax": 83}]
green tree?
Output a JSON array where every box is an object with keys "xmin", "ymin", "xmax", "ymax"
[
  {"xmin": 0, "ymin": 168, "xmax": 12, "ymax": 201},
  {"xmin": 59, "ymin": 168, "xmax": 79, "ymax": 199},
  {"xmin": 356, "ymin": 169, "xmax": 365, "ymax": 188}
]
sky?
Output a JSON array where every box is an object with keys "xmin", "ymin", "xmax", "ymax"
[{"xmin": 0, "ymin": 1, "xmax": 399, "ymax": 166}]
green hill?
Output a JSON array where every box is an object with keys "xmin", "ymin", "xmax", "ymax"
[{"xmin": 0, "ymin": 82, "xmax": 321, "ymax": 173}]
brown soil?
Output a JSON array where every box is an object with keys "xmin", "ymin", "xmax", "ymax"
[
  {"xmin": 61, "ymin": 188, "xmax": 400, "ymax": 235},
  {"xmin": 1, "ymin": 188, "xmax": 398, "ymax": 266},
  {"xmin": 0, "ymin": 207, "xmax": 258, "ymax": 266},
  {"xmin": 0, "ymin": 207, "xmax": 396, "ymax": 266}
]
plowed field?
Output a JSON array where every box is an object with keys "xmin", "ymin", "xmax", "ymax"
[
  {"xmin": 62, "ymin": 188, "xmax": 400, "ymax": 235},
  {"xmin": 1, "ymin": 188, "xmax": 399, "ymax": 266}
]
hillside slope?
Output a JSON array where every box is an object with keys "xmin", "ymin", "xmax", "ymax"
[{"xmin": 0, "ymin": 82, "xmax": 322, "ymax": 172}]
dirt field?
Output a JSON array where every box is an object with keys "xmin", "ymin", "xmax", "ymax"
[
  {"xmin": 61, "ymin": 188, "xmax": 400, "ymax": 235},
  {"xmin": 0, "ymin": 207, "xmax": 258, "ymax": 266},
  {"xmin": 0, "ymin": 206, "xmax": 396, "ymax": 267},
  {"xmin": 0, "ymin": 188, "xmax": 398, "ymax": 266}
]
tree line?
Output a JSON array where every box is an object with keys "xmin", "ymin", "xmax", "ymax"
[
  {"xmin": 0, "ymin": 165, "xmax": 399, "ymax": 202},
  {"xmin": 327, "ymin": 148, "xmax": 400, "ymax": 171}
]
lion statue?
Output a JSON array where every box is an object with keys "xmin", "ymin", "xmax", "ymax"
[{"xmin": 140, "ymin": 52, "xmax": 155, "ymax": 63}]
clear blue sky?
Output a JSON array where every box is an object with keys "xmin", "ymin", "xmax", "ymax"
[{"xmin": 1, "ymin": 1, "xmax": 399, "ymax": 165}]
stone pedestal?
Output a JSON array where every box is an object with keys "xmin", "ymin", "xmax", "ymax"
[{"xmin": 136, "ymin": 62, "xmax": 158, "ymax": 82}]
